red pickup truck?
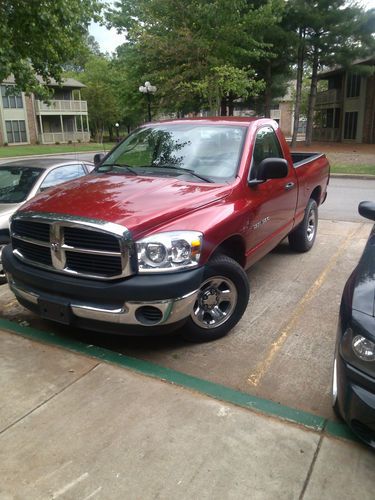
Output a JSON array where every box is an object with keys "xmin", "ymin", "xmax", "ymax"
[{"xmin": 3, "ymin": 118, "xmax": 329, "ymax": 342}]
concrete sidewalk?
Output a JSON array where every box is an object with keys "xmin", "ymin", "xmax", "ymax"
[{"xmin": 1, "ymin": 328, "xmax": 374, "ymax": 500}]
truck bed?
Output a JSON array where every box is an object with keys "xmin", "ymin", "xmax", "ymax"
[{"xmin": 291, "ymin": 152, "xmax": 325, "ymax": 168}]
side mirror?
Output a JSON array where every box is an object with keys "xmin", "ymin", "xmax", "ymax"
[
  {"xmin": 248, "ymin": 158, "xmax": 289, "ymax": 186},
  {"xmin": 93, "ymin": 153, "xmax": 105, "ymax": 167},
  {"xmin": 359, "ymin": 201, "xmax": 375, "ymax": 222}
]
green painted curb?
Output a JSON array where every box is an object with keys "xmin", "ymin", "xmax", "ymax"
[{"xmin": 0, "ymin": 317, "xmax": 361, "ymax": 444}]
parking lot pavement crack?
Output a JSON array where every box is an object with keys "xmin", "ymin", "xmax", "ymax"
[
  {"xmin": 0, "ymin": 362, "xmax": 100, "ymax": 437},
  {"xmin": 298, "ymin": 429, "xmax": 325, "ymax": 500},
  {"xmin": 247, "ymin": 223, "xmax": 365, "ymax": 387}
]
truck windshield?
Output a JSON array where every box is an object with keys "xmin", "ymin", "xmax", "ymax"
[
  {"xmin": 0, "ymin": 167, "xmax": 43, "ymax": 203},
  {"xmin": 99, "ymin": 123, "xmax": 246, "ymax": 182}
]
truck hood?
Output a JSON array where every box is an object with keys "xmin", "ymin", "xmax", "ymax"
[{"xmin": 18, "ymin": 173, "xmax": 232, "ymax": 237}]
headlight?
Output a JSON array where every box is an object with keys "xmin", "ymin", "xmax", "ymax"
[
  {"xmin": 340, "ymin": 325, "xmax": 375, "ymax": 378},
  {"xmin": 136, "ymin": 231, "xmax": 202, "ymax": 273},
  {"xmin": 352, "ymin": 335, "xmax": 375, "ymax": 362}
]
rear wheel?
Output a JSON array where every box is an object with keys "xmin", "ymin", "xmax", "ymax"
[
  {"xmin": 288, "ymin": 198, "xmax": 318, "ymax": 252},
  {"xmin": 181, "ymin": 255, "xmax": 250, "ymax": 342}
]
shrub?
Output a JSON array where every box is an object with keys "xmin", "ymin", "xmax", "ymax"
[
  {"xmin": 3, "ymin": 142, "xmax": 8, "ymax": 147},
  {"xmin": 55, "ymin": 141, "xmax": 60, "ymax": 145},
  {"xmin": 68, "ymin": 140, "xmax": 72, "ymax": 144}
]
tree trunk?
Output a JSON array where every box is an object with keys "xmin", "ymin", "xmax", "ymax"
[
  {"xmin": 291, "ymin": 28, "xmax": 305, "ymax": 148},
  {"xmin": 305, "ymin": 43, "xmax": 319, "ymax": 146},
  {"xmin": 228, "ymin": 93, "xmax": 234, "ymax": 116},
  {"xmin": 220, "ymin": 97, "xmax": 227, "ymax": 116},
  {"xmin": 264, "ymin": 63, "xmax": 272, "ymax": 118}
]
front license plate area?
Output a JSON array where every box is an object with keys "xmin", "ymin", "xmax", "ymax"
[{"xmin": 39, "ymin": 298, "xmax": 71, "ymax": 325}]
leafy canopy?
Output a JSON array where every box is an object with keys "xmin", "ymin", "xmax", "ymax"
[{"xmin": 0, "ymin": 0, "xmax": 102, "ymax": 94}]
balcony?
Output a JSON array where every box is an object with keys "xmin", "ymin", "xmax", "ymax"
[
  {"xmin": 35, "ymin": 100, "xmax": 88, "ymax": 114},
  {"xmin": 38, "ymin": 132, "xmax": 90, "ymax": 144},
  {"xmin": 315, "ymin": 89, "xmax": 342, "ymax": 106}
]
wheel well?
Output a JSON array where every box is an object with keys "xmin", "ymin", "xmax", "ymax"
[
  {"xmin": 310, "ymin": 186, "xmax": 321, "ymax": 205},
  {"xmin": 212, "ymin": 236, "xmax": 246, "ymax": 268}
]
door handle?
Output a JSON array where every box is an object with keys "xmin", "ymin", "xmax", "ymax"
[{"xmin": 284, "ymin": 182, "xmax": 295, "ymax": 191}]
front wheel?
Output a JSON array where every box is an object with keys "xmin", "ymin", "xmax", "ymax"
[
  {"xmin": 181, "ymin": 255, "xmax": 250, "ymax": 342},
  {"xmin": 288, "ymin": 198, "xmax": 318, "ymax": 252}
]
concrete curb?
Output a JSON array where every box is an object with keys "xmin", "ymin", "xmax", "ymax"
[
  {"xmin": 330, "ymin": 173, "xmax": 375, "ymax": 180},
  {"xmin": 0, "ymin": 150, "xmax": 111, "ymax": 162},
  {"xmin": 0, "ymin": 317, "xmax": 359, "ymax": 445}
]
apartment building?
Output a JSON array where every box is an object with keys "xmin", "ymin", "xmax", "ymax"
[
  {"xmin": 0, "ymin": 76, "xmax": 90, "ymax": 145},
  {"xmin": 313, "ymin": 57, "xmax": 375, "ymax": 143}
]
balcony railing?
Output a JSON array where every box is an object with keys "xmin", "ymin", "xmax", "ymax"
[
  {"xmin": 38, "ymin": 132, "xmax": 90, "ymax": 144},
  {"xmin": 35, "ymin": 100, "xmax": 88, "ymax": 114},
  {"xmin": 315, "ymin": 89, "xmax": 342, "ymax": 106}
]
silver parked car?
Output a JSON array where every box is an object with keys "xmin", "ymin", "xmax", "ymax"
[{"xmin": 0, "ymin": 158, "xmax": 94, "ymax": 283}]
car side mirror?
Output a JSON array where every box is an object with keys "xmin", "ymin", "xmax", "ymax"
[
  {"xmin": 248, "ymin": 158, "xmax": 289, "ymax": 186},
  {"xmin": 359, "ymin": 201, "xmax": 375, "ymax": 221},
  {"xmin": 93, "ymin": 153, "xmax": 105, "ymax": 167}
]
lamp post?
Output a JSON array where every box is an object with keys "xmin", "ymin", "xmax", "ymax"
[
  {"xmin": 139, "ymin": 81, "xmax": 157, "ymax": 122},
  {"xmin": 115, "ymin": 122, "xmax": 120, "ymax": 142}
]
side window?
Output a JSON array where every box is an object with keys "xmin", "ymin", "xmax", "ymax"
[
  {"xmin": 40, "ymin": 164, "xmax": 86, "ymax": 191},
  {"xmin": 251, "ymin": 127, "xmax": 284, "ymax": 178}
]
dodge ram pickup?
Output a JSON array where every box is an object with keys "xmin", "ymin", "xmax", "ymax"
[{"xmin": 3, "ymin": 118, "xmax": 330, "ymax": 342}]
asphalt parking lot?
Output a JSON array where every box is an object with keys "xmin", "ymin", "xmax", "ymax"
[{"xmin": 0, "ymin": 218, "xmax": 372, "ymax": 420}]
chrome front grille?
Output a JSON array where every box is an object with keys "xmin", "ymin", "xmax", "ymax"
[{"xmin": 11, "ymin": 212, "xmax": 135, "ymax": 280}]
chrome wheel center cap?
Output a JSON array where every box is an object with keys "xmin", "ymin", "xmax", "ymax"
[{"xmin": 201, "ymin": 289, "xmax": 219, "ymax": 309}]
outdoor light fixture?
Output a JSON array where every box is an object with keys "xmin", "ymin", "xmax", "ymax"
[{"xmin": 139, "ymin": 81, "xmax": 157, "ymax": 122}]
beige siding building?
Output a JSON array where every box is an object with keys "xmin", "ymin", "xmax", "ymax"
[
  {"xmin": 0, "ymin": 77, "xmax": 90, "ymax": 145},
  {"xmin": 314, "ymin": 57, "xmax": 375, "ymax": 144}
]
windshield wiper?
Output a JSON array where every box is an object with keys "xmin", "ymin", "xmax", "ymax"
[
  {"xmin": 154, "ymin": 165, "xmax": 213, "ymax": 183},
  {"xmin": 97, "ymin": 163, "xmax": 138, "ymax": 175}
]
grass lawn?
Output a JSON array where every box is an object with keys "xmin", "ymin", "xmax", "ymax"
[
  {"xmin": 0, "ymin": 143, "xmax": 116, "ymax": 158},
  {"xmin": 330, "ymin": 164, "xmax": 375, "ymax": 175}
]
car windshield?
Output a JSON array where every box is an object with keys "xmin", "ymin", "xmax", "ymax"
[
  {"xmin": 98, "ymin": 123, "xmax": 246, "ymax": 182},
  {"xmin": 0, "ymin": 166, "xmax": 43, "ymax": 203}
]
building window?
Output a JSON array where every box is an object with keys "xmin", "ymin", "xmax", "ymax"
[
  {"xmin": 346, "ymin": 74, "xmax": 361, "ymax": 98},
  {"xmin": 326, "ymin": 109, "xmax": 334, "ymax": 128},
  {"xmin": 1, "ymin": 85, "xmax": 23, "ymax": 109},
  {"xmin": 344, "ymin": 112, "xmax": 358, "ymax": 140},
  {"xmin": 5, "ymin": 120, "xmax": 27, "ymax": 143},
  {"xmin": 334, "ymin": 108, "xmax": 341, "ymax": 129}
]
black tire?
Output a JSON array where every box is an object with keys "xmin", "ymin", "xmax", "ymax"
[
  {"xmin": 181, "ymin": 255, "xmax": 250, "ymax": 342},
  {"xmin": 288, "ymin": 198, "xmax": 318, "ymax": 252},
  {"xmin": 0, "ymin": 237, "xmax": 9, "ymax": 285}
]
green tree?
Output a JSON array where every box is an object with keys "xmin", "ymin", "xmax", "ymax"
[
  {"xmin": 288, "ymin": 0, "xmax": 375, "ymax": 146},
  {"xmin": 107, "ymin": 0, "xmax": 280, "ymax": 115},
  {"xmin": 0, "ymin": 0, "xmax": 102, "ymax": 94},
  {"xmin": 75, "ymin": 55, "xmax": 122, "ymax": 142}
]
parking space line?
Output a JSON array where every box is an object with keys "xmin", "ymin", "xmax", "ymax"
[{"xmin": 247, "ymin": 224, "xmax": 363, "ymax": 387}]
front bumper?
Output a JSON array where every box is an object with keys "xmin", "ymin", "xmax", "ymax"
[
  {"xmin": 3, "ymin": 245, "xmax": 204, "ymax": 334},
  {"xmin": 335, "ymin": 352, "xmax": 375, "ymax": 448}
]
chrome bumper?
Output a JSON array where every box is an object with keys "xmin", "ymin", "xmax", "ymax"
[{"xmin": 8, "ymin": 277, "xmax": 198, "ymax": 327}]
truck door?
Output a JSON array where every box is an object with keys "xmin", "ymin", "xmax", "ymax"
[{"xmin": 245, "ymin": 126, "xmax": 298, "ymax": 259}]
